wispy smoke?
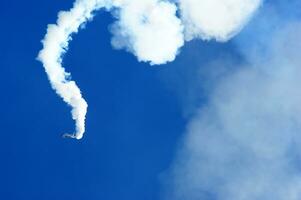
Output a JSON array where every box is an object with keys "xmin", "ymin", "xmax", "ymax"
[
  {"xmin": 164, "ymin": 2, "xmax": 301, "ymax": 199},
  {"xmin": 38, "ymin": 0, "xmax": 261, "ymax": 139}
]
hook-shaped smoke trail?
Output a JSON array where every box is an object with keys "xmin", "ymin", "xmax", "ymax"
[
  {"xmin": 38, "ymin": 0, "xmax": 261, "ymax": 139},
  {"xmin": 37, "ymin": 0, "xmax": 184, "ymax": 139}
]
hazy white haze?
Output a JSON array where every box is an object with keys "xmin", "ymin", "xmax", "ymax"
[{"xmin": 165, "ymin": 4, "xmax": 301, "ymax": 199}]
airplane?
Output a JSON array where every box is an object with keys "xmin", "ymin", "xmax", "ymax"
[{"xmin": 62, "ymin": 133, "xmax": 76, "ymax": 139}]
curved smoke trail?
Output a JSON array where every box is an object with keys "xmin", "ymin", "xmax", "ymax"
[
  {"xmin": 37, "ymin": 0, "xmax": 110, "ymax": 139},
  {"xmin": 38, "ymin": 0, "xmax": 261, "ymax": 139}
]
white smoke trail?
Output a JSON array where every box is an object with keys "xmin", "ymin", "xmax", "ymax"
[
  {"xmin": 37, "ymin": 0, "xmax": 111, "ymax": 139},
  {"xmin": 38, "ymin": 0, "xmax": 261, "ymax": 139},
  {"xmin": 37, "ymin": 0, "xmax": 184, "ymax": 139}
]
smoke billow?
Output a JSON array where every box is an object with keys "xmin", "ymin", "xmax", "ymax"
[
  {"xmin": 38, "ymin": 0, "xmax": 261, "ymax": 139},
  {"xmin": 110, "ymin": 0, "xmax": 184, "ymax": 65},
  {"xmin": 179, "ymin": 0, "xmax": 262, "ymax": 41}
]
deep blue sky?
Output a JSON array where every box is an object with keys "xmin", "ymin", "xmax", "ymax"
[{"xmin": 0, "ymin": 0, "xmax": 293, "ymax": 200}]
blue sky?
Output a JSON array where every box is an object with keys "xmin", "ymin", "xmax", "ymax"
[
  {"xmin": 1, "ymin": 1, "xmax": 185, "ymax": 199},
  {"xmin": 1, "ymin": 0, "xmax": 301, "ymax": 200}
]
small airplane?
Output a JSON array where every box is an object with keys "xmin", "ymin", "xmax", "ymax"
[{"xmin": 62, "ymin": 133, "xmax": 77, "ymax": 139}]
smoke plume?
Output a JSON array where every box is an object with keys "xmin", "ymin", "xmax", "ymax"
[{"xmin": 38, "ymin": 0, "xmax": 261, "ymax": 139}]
